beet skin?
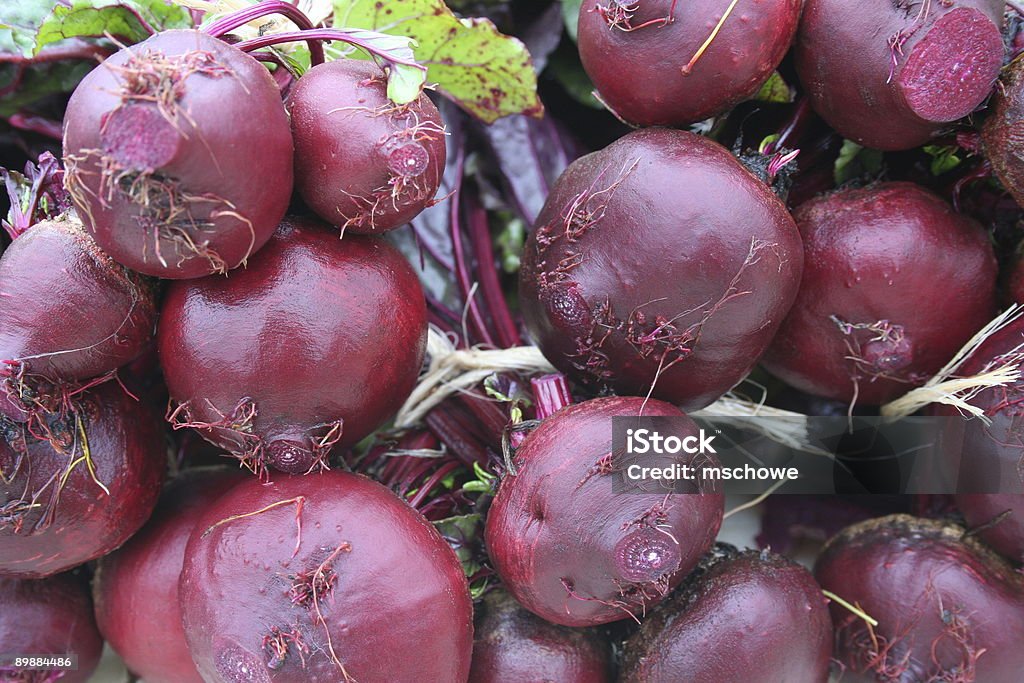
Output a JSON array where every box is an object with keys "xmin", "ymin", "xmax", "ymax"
[
  {"xmin": 519, "ymin": 128, "xmax": 803, "ymax": 411},
  {"xmin": 179, "ymin": 470, "xmax": 473, "ymax": 682},
  {"xmin": 983, "ymin": 56, "xmax": 1024, "ymax": 208},
  {"xmin": 957, "ymin": 494, "xmax": 1024, "ymax": 565},
  {"xmin": 484, "ymin": 396, "xmax": 724, "ymax": 627},
  {"xmin": 158, "ymin": 216, "xmax": 427, "ymax": 475}
]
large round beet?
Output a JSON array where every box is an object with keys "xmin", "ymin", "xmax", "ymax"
[
  {"xmin": 620, "ymin": 548, "xmax": 832, "ymax": 682},
  {"xmin": 94, "ymin": 468, "xmax": 243, "ymax": 683},
  {"xmin": 816, "ymin": 515, "xmax": 1024, "ymax": 682},
  {"xmin": 469, "ymin": 589, "xmax": 613, "ymax": 683},
  {"xmin": 796, "ymin": 0, "xmax": 1004, "ymax": 151},
  {"xmin": 983, "ymin": 56, "xmax": 1024, "ymax": 208},
  {"xmin": 0, "ymin": 215, "xmax": 156, "ymax": 424},
  {"xmin": 0, "ymin": 573, "xmax": 103, "ymax": 683},
  {"xmin": 762, "ymin": 182, "xmax": 996, "ymax": 405},
  {"xmin": 956, "ymin": 494, "xmax": 1024, "ymax": 565},
  {"xmin": 484, "ymin": 396, "xmax": 724, "ymax": 627},
  {"xmin": 63, "ymin": 29, "xmax": 293, "ymax": 278},
  {"xmin": 0, "ymin": 382, "xmax": 165, "ymax": 577},
  {"xmin": 288, "ymin": 60, "xmax": 445, "ymax": 234},
  {"xmin": 179, "ymin": 470, "xmax": 473, "ymax": 683},
  {"xmin": 158, "ymin": 216, "xmax": 427, "ymax": 475},
  {"xmin": 577, "ymin": 0, "xmax": 801, "ymax": 126},
  {"xmin": 519, "ymin": 129, "xmax": 803, "ymax": 411}
]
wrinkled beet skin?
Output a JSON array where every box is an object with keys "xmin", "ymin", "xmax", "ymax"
[
  {"xmin": 762, "ymin": 182, "xmax": 996, "ymax": 405},
  {"xmin": 469, "ymin": 589, "xmax": 613, "ymax": 683},
  {"xmin": 816, "ymin": 515, "xmax": 1024, "ymax": 682},
  {"xmin": 0, "ymin": 216, "xmax": 156, "ymax": 423},
  {"xmin": 94, "ymin": 468, "xmax": 243, "ymax": 683},
  {"xmin": 288, "ymin": 60, "xmax": 445, "ymax": 234},
  {"xmin": 0, "ymin": 573, "xmax": 103, "ymax": 683},
  {"xmin": 621, "ymin": 550, "xmax": 832, "ymax": 683},
  {"xmin": 484, "ymin": 397, "xmax": 724, "ymax": 627},
  {"xmin": 0, "ymin": 383, "xmax": 165, "ymax": 577},
  {"xmin": 158, "ymin": 216, "xmax": 427, "ymax": 474},
  {"xmin": 519, "ymin": 128, "xmax": 803, "ymax": 411},
  {"xmin": 796, "ymin": 0, "xmax": 1004, "ymax": 150},
  {"xmin": 957, "ymin": 494, "xmax": 1024, "ymax": 564},
  {"xmin": 179, "ymin": 470, "xmax": 473, "ymax": 683},
  {"xmin": 577, "ymin": 0, "xmax": 801, "ymax": 126},
  {"xmin": 983, "ymin": 57, "xmax": 1024, "ymax": 208},
  {"xmin": 63, "ymin": 29, "xmax": 293, "ymax": 278}
]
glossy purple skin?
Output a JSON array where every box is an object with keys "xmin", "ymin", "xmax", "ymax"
[
  {"xmin": 0, "ymin": 383, "xmax": 166, "ymax": 578},
  {"xmin": 621, "ymin": 550, "xmax": 832, "ymax": 683},
  {"xmin": 469, "ymin": 589, "xmax": 613, "ymax": 683},
  {"xmin": 179, "ymin": 470, "xmax": 474, "ymax": 683},
  {"xmin": 815, "ymin": 515, "xmax": 1024, "ymax": 683},
  {"xmin": 578, "ymin": 0, "xmax": 801, "ymax": 126},
  {"xmin": 0, "ymin": 573, "xmax": 103, "ymax": 683},
  {"xmin": 957, "ymin": 494, "xmax": 1024, "ymax": 565},
  {"xmin": 158, "ymin": 216, "xmax": 427, "ymax": 475},
  {"xmin": 762, "ymin": 182, "xmax": 997, "ymax": 405},
  {"xmin": 63, "ymin": 30, "xmax": 293, "ymax": 278},
  {"xmin": 288, "ymin": 60, "xmax": 445, "ymax": 234},
  {"xmin": 983, "ymin": 57, "xmax": 1024, "ymax": 208},
  {"xmin": 0, "ymin": 217, "xmax": 156, "ymax": 423},
  {"xmin": 484, "ymin": 397, "xmax": 724, "ymax": 627},
  {"xmin": 519, "ymin": 128, "xmax": 803, "ymax": 411},
  {"xmin": 796, "ymin": 0, "xmax": 1004, "ymax": 150},
  {"xmin": 94, "ymin": 468, "xmax": 244, "ymax": 683}
]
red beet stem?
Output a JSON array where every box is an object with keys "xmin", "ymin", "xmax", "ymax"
[
  {"xmin": 531, "ymin": 374, "xmax": 573, "ymax": 420},
  {"xmin": 204, "ymin": 1, "xmax": 325, "ymax": 66}
]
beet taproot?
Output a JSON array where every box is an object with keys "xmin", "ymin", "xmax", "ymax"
[
  {"xmin": 957, "ymin": 494, "xmax": 1024, "ymax": 565},
  {"xmin": 983, "ymin": 55, "xmax": 1024, "ymax": 208}
]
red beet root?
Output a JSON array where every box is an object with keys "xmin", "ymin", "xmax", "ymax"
[
  {"xmin": 0, "ymin": 382, "xmax": 165, "ymax": 577},
  {"xmin": 957, "ymin": 494, "xmax": 1024, "ymax": 565},
  {"xmin": 158, "ymin": 216, "xmax": 427, "ymax": 476},
  {"xmin": 620, "ymin": 548, "xmax": 833, "ymax": 683},
  {"xmin": 577, "ymin": 0, "xmax": 801, "ymax": 126},
  {"xmin": 519, "ymin": 128, "xmax": 803, "ymax": 411},
  {"xmin": 983, "ymin": 56, "xmax": 1024, "ymax": 208},
  {"xmin": 288, "ymin": 60, "xmax": 446, "ymax": 234},
  {"xmin": 816, "ymin": 515, "xmax": 1024, "ymax": 682},
  {"xmin": 0, "ymin": 573, "xmax": 103, "ymax": 683},
  {"xmin": 0, "ymin": 215, "xmax": 156, "ymax": 424},
  {"xmin": 762, "ymin": 182, "xmax": 996, "ymax": 405},
  {"xmin": 484, "ymin": 396, "xmax": 724, "ymax": 627},
  {"xmin": 796, "ymin": 0, "xmax": 1005, "ymax": 150},
  {"xmin": 94, "ymin": 468, "xmax": 244, "ymax": 683},
  {"xmin": 63, "ymin": 29, "xmax": 293, "ymax": 278},
  {"xmin": 179, "ymin": 470, "xmax": 474, "ymax": 682}
]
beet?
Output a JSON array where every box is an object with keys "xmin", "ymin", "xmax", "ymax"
[
  {"xmin": 469, "ymin": 589, "xmax": 613, "ymax": 683},
  {"xmin": 158, "ymin": 216, "xmax": 427, "ymax": 475},
  {"xmin": 0, "ymin": 215, "xmax": 156, "ymax": 425},
  {"xmin": 577, "ymin": 0, "xmax": 801, "ymax": 126},
  {"xmin": 0, "ymin": 382, "xmax": 165, "ymax": 577},
  {"xmin": 983, "ymin": 56, "xmax": 1024, "ymax": 208},
  {"xmin": 762, "ymin": 182, "xmax": 996, "ymax": 405},
  {"xmin": 288, "ymin": 60, "xmax": 445, "ymax": 234},
  {"xmin": 94, "ymin": 468, "xmax": 244, "ymax": 683},
  {"xmin": 0, "ymin": 573, "xmax": 103, "ymax": 683},
  {"xmin": 519, "ymin": 128, "xmax": 803, "ymax": 411},
  {"xmin": 816, "ymin": 514, "xmax": 1024, "ymax": 682},
  {"xmin": 63, "ymin": 29, "xmax": 293, "ymax": 279},
  {"xmin": 179, "ymin": 470, "xmax": 473, "ymax": 682},
  {"xmin": 796, "ymin": 0, "xmax": 1005, "ymax": 150},
  {"xmin": 484, "ymin": 396, "xmax": 724, "ymax": 627},
  {"xmin": 957, "ymin": 494, "xmax": 1024, "ymax": 564},
  {"xmin": 620, "ymin": 548, "xmax": 832, "ymax": 682}
]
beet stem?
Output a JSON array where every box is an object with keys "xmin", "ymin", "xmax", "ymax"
[
  {"xmin": 465, "ymin": 191, "xmax": 522, "ymax": 348},
  {"xmin": 407, "ymin": 460, "xmax": 461, "ymax": 509},
  {"xmin": 204, "ymin": 1, "xmax": 326, "ymax": 66},
  {"xmin": 234, "ymin": 29, "xmax": 426, "ymax": 77},
  {"xmin": 448, "ymin": 151, "xmax": 497, "ymax": 347},
  {"xmin": 530, "ymin": 374, "xmax": 573, "ymax": 419}
]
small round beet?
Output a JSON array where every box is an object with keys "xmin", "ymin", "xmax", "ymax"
[
  {"xmin": 815, "ymin": 514, "xmax": 1024, "ymax": 682},
  {"xmin": 158, "ymin": 216, "xmax": 427, "ymax": 475},
  {"xmin": 577, "ymin": 0, "xmax": 801, "ymax": 126},
  {"xmin": 957, "ymin": 494, "xmax": 1024, "ymax": 565},
  {"xmin": 0, "ymin": 215, "xmax": 157, "ymax": 424},
  {"xmin": 762, "ymin": 182, "xmax": 996, "ymax": 405},
  {"xmin": 983, "ymin": 56, "xmax": 1024, "ymax": 208},
  {"xmin": 179, "ymin": 470, "xmax": 473, "ymax": 682},
  {"xmin": 484, "ymin": 396, "xmax": 724, "ymax": 627},
  {"xmin": 94, "ymin": 468, "xmax": 244, "ymax": 683},
  {"xmin": 0, "ymin": 382, "xmax": 165, "ymax": 577},
  {"xmin": 796, "ymin": 0, "xmax": 1005, "ymax": 150},
  {"xmin": 519, "ymin": 128, "xmax": 803, "ymax": 411},
  {"xmin": 288, "ymin": 60, "xmax": 445, "ymax": 234},
  {"xmin": 0, "ymin": 573, "xmax": 103, "ymax": 682},
  {"xmin": 620, "ymin": 548, "xmax": 833, "ymax": 682},
  {"xmin": 469, "ymin": 589, "xmax": 613, "ymax": 683},
  {"xmin": 63, "ymin": 29, "xmax": 293, "ymax": 278}
]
